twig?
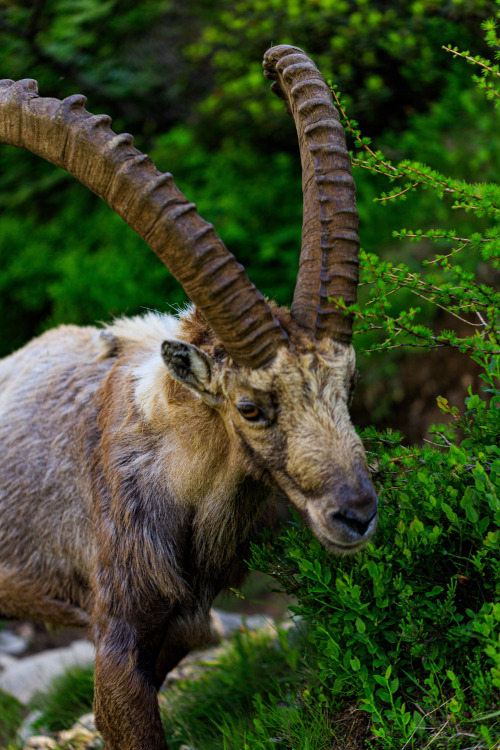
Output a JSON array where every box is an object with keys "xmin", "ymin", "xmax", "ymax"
[
  {"xmin": 403, "ymin": 233, "xmax": 491, "ymax": 244},
  {"xmin": 376, "ymin": 183, "xmax": 419, "ymax": 202},
  {"xmin": 443, "ymin": 45, "xmax": 500, "ymax": 80}
]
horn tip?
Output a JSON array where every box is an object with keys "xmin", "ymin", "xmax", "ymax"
[{"xmin": 264, "ymin": 44, "xmax": 305, "ymax": 63}]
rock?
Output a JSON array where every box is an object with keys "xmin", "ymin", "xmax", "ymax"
[
  {"xmin": 58, "ymin": 726, "xmax": 100, "ymax": 748},
  {"xmin": 0, "ymin": 629, "xmax": 29, "ymax": 655},
  {"xmin": 210, "ymin": 608, "xmax": 274, "ymax": 639},
  {"xmin": 17, "ymin": 710, "xmax": 44, "ymax": 744},
  {"xmin": 21, "ymin": 717, "xmax": 102, "ymax": 750},
  {"xmin": 163, "ymin": 644, "xmax": 227, "ymax": 685},
  {"xmin": 24, "ymin": 736, "xmax": 57, "ymax": 749},
  {"xmin": 0, "ymin": 651, "xmax": 18, "ymax": 672},
  {"xmin": 73, "ymin": 713, "xmax": 96, "ymax": 732},
  {"xmin": 0, "ymin": 639, "xmax": 95, "ymax": 704}
]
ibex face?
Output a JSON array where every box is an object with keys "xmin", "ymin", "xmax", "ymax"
[{"xmin": 162, "ymin": 328, "xmax": 377, "ymax": 554}]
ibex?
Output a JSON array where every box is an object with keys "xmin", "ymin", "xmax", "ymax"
[{"xmin": 0, "ymin": 46, "xmax": 377, "ymax": 748}]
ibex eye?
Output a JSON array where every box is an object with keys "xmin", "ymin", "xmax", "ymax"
[{"xmin": 237, "ymin": 403, "xmax": 263, "ymax": 421}]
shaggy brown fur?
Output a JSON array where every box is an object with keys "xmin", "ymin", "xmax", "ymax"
[{"xmin": 0, "ymin": 305, "xmax": 377, "ymax": 749}]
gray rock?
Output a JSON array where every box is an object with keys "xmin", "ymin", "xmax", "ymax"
[
  {"xmin": 0, "ymin": 651, "xmax": 18, "ymax": 672},
  {"xmin": 73, "ymin": 713, "xmax": 96, "ymax": 732},
  {"xmin": 17, "ymin": 710, "xmax": 44, "ymax": 744},
  {"xmin": 210, "ymin": 608, "xmax": 274, "ymax": 638},
  {"xmin": 0, "ymin": 639, "xmax": 94, "ymax": 704},
  {"xmin": 24, "ymin": 736, "xmax": 57, "ymax": 749},
  {"xmin": 0, "ymin": 629, "xmax": 29, "ymax": 655}
]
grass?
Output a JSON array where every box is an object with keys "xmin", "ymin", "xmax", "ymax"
[
  {"xmin": 0, "ymin": 688, "xmax": 25, "ymax": 748},
  {"xmin": 157, "ymin": 625, "xmax": 371, "ymax": 749},
  {"xmin": 158, "ymin": 622, "xmax": 375, "ymax": 749},
  {"xmin": 160, "ymin": 627, "xmax": 296, "ymax": 748},
  {"xmin": 20, "ymin": 627, "xmax": 304, "ymax": 748},
  {"xmin": 30, "ymin": 663, "xmax": 94, "ymax": 733},
  {"xmin": 7, "ymin": 619, "xmax": 497, "ymax": 749},
  {"xmin": 12, "ymin": 625, "xmax": 373, "ymax": 749}
]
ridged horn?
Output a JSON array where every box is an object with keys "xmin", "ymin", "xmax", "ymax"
[
  {"xmin": 0, "ymin": 78, "xmax": 288, "ymax": 368},
  {"xmin": 263, "ymin": 45, "xmax": 360, "ymax": 343}
]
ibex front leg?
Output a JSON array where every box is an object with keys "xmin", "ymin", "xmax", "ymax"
[{"xmin": 93, "ymin": 615, "xmax": 179, "ymax": 750}]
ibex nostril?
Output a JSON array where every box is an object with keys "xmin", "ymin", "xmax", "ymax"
[{"xmin": 331, "ymin": 510, "xmax": 376, "ymax": 538}]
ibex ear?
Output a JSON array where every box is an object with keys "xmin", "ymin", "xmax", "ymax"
[{"xmin": 161, "ymin": 340, "xmax": 219, "ymax": 403}]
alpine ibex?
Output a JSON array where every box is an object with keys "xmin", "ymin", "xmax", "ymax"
[{"xmin": 0, "ymin": 46, "xmax": 377, "ymax": 748}]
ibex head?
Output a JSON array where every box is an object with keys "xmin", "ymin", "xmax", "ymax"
[
  {"xmin": 162, "ymin": 308, "xmax": 376, "ymax": 554},
  {"xmin": 0, "ymin": 45, "xmax": 377, "ymax": 554}
]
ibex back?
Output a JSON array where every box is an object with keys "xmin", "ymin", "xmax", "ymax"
[{"xmin": 0, "ymin": 45, "xmax": 378, "ymax": 749}]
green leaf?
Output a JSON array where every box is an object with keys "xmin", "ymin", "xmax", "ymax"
[{"xmin": 356, "ymin": 618, "xmax": 366, "ymax": 634}]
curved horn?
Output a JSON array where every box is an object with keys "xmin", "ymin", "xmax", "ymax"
[
  {"xmin": 0, "ymin": 78, "xmax": 288, "ymax": 368},
  {"xmin": 263, "ymin": 45, "xmax": 359, "ymax": 343}
]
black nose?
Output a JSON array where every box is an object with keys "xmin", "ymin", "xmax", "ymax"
[
  {"xmin": 330, "ymin": 476, "xmax": 378, "ymax": 541},
  {"xmin": 331, "ymin": 507, "xmax": 377, "ymax": 538}
]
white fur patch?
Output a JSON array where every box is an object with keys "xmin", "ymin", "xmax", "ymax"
[
  {"xmin": 106, "ymin": 311, "xmax": 181, "ymax": 350},
  {"xmin": 134, "ymin": 354, "xmax": 173, "ymax": 424},
  {"xmin": 102, "ymin": 312, "xmax": 185, "ymax": 424}
]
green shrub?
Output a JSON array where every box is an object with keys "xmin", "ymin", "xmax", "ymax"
[
  {"xmin": 251, "ymin": 375, "xmax": 500, "ymax": 746},
  {"xmin": 248, "ymin": 11, "xmax": 500, "ymax": 748}
]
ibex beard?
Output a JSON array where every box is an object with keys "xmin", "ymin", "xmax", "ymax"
[{"xmin": 0, "ymin": 44, "xmax": 378, "ymax": 750}]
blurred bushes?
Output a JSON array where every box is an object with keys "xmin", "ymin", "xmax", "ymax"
[{"xmin": 0, "ymin": 0, "xmax": 498, "ymax": 432}]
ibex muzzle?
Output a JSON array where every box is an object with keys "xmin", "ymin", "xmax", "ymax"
[{"xmin": 0, "ymin": 45, "xmax": 377, "ymax": 749}]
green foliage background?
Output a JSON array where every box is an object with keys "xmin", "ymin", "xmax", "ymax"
[{"xmin": 0, "ymin": 0, "xmax": 497, "ymax": 430}]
